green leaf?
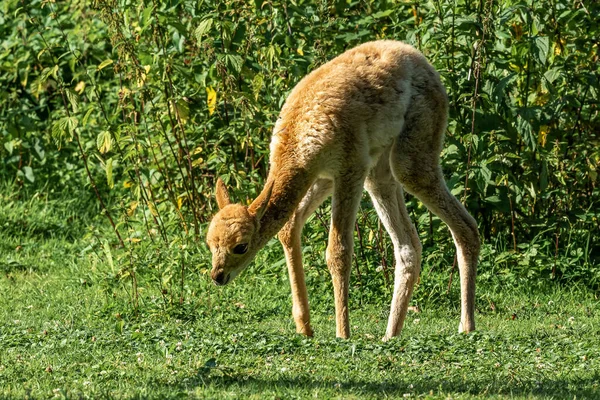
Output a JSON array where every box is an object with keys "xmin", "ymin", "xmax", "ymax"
[
  {"xmin": 372, "ymin": 9, "xmax": 394, "ymax": 19},
  {"xmin": 517, "ymin": 115, "xmax": 536, "ymax": 151},
  {"xmin": 66, "ymin": 117, "xmax": 78, "ymax": 133},
  {"xmin": 115, "ymin": 319, "xmax": 124, "ymax": 334},
  {"xmin": 106, "ymin": 157, "xmax": 114, "ymax": 189},
  {"xmin": 526, "ymin": 182, "xmax": 536, "ymax": 201},
  {"xmin": 484, "ymin": 195, "xmax": 501, "ymax": 204},
  {"xmin": 252, "ymin": 73, "xmax": 264, "ymax": 100},
  {"xmin": 98, "ymin": 59, "xmax": 113, "ymax": 71},
  {"xmin": 480, "ymin": 162, "xmax": 492, "ymax": 183},
  {"xmin": 493, "ymin": 73, "xmax": 516, "ymax": 103},
  {"xmin": 65, "ymin": 89, "xmax": 79, "ymax": 113},
  {"xmin": 444, "ymin": 144, "xmax": 459, "ymax": 156},
  {"xmin": 50, "ymin": 65, "xmax": 59, "ymax": 80},
  {"xmin": 97, "ymin": 131, "xmax": 112, "ymax": 154},
  {"xmin": 102, "ymin": 240, "xmax": 115, "ymax": 272},
  {"xmin": 170, "ymin": 99, "xmax": 189, "ymax": 123},
  {"xmin": 540, "ymin": 161, "xmax": 548, "ymax": 192},
  {"xmin": 224, "ymin": 54, "xmax": 243, "ymax": 74},
  {"xmin": 34, "ymin": 140, "xmax": 45, "ymax": 160},
  {"xmin": 23, "ymin": 166, "xmax": 34, "ymax": 183},
  {"xmin": 544, "ymin": 67, "xmax": 561, "ymax": 84},
  {"xmin": 4, "ymin": 141, "xmax": 13, "ymax": 155},
  {"xmin": 51, "ymin": 118, "xmax": 70, "ymax": 143},
  {"xmin": 533, "ymin": 36, "xmax": 549, "ymax": 65},
  {"xmin": 82, "ymin": 107, "xmax": 94, "ymax": 126},
  {"xmin": 194, "ymin": 19, "xmax": 213, "ymax": 45},
  {"xmin": 168, "ymin": 20, "xmax": 187, "ymax": 36},
  {"xmin": 141, "ymin": 5, "xmax": 154, "ymax": 29}
]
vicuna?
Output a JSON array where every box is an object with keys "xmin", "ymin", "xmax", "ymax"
[{"xmin": 207, "ymin": 40, "xmax": 479, "ymax": 340}]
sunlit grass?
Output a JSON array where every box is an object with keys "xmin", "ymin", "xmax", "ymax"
[{"xmin": 1, "ymin": 192, "xmax": 599, "ymax": 399}]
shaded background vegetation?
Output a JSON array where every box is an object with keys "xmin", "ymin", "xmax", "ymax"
[{"xmin": 1, "ymin": 0, "xmax": 598, "ymax": 310}]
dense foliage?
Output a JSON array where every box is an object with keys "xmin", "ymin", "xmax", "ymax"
[{"xmin": 1, "ymin": 0, "xmax": 598, "ymax": 307}]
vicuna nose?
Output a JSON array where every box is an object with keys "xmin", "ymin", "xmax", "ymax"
[{"xmin": 213, "ymin": 270, "xmax": 227, "ymax": 286}]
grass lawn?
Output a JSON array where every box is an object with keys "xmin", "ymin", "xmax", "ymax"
[{"xmin": 1, "ymin": 194, "xmax": 599, "ymax": 399}]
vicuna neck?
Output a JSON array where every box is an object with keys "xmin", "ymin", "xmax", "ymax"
[{"xmin": 251, "ymin": 166, "xmax": 312, "ymax": 248}]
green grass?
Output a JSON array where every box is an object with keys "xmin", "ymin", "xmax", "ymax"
[{"xmin": 1, "ymin": 191, "xmax": 599, "ymax": 399}]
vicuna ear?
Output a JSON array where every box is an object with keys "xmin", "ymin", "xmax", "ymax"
[
  {"xmin": 249, "ymin": 180, "xmax": 274, "ymax": 220},
  {"xmin": 215, "ymin": 178, "xmax": 231, "ymax": 209}
]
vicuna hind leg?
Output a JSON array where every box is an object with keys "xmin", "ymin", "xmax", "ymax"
[
  {"xmin": 278, "ymin": 179, "xmax": 333, "ymax": 336},
  {"xmin": 400, "ymin": 168, "xmax": 479, "ymax": 333},
  {"xmin": 392, "ymin": 143, "xmax": 479, "ymax": 333},
  {"xmin": 392, "ymin": 70, "xmax": 479, "ymax": 333},
  {"xmin": 365, "ymin": 154, "xmax": 422, "ymax": 341}
]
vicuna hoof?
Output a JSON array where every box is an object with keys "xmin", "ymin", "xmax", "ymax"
[
  {"xmin": 458, "ymin": 321, "xmax": 476, "ymax": 334},
  {"xmin": 297, "ymin": 325, "xmax": 314, "ymax": 337}
]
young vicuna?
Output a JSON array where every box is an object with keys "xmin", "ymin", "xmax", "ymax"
[{"xmin": 207, "ymin": 40, "xmax": 479, "ymax": 340}]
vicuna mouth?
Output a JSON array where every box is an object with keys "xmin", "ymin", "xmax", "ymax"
[{"xmin": 213, "ymin": 273, "xmax": 230, "ymax": 286}]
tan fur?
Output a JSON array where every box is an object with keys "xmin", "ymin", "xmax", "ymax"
[
  {"xmin": 207, "ymin": 40, "xmax": 479, "ymax": 340},
  {"xmin": 215, "ymin": 178, "xmax": 231, "ymax": 209}
]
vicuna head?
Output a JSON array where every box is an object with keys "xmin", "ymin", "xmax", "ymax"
[{"xmin": 206, "ymin": 178, "xmax": 273, "ymax": 285}]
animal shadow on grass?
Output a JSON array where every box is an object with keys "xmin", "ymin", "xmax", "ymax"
[
  {"xmin": 0, "ymin": 259, "xmax": 35, "ymax": 275},
  {"xmin": 159, "ymin": 364, "xmax": 600, "ymax": 398},
  {"xmin": 0, "ymin": 217, "xmax": 80, "ymax": 241}
]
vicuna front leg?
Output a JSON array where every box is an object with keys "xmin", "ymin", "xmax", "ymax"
[
  {"xmin": 278, "ymin": 179, "xmax": 333, "ymax": 336},
  {"xmin": 365, "ymin": 162, "xmax": 422, "ymax": 341},
  {"xmin": 327, "ymin": 175, "xmax": 364, "ymax": 339}
]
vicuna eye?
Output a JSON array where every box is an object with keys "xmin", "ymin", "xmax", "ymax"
[{"xmin": 233, "ymin": 243, "xmax": 248, "ymax": 255}]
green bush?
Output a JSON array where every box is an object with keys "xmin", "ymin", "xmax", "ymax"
[{"xmin": 1, "ymin": 0, "xmax": 598, "ymax": 303}]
